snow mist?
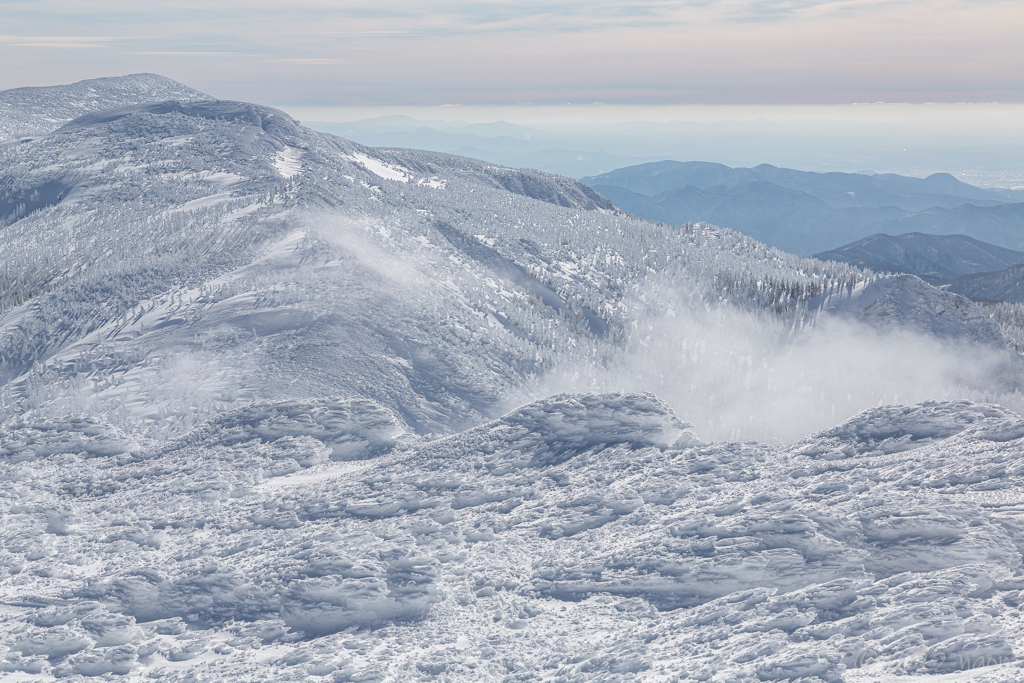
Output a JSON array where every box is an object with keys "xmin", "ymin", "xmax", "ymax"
[{"xmin": 546, "ymin": 282, "xmax": 1021, "ymax": 443}]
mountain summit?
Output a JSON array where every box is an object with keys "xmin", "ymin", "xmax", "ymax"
[{"xmin": 0, "ymin": 73, "xmax": 211, "ymax": 142}]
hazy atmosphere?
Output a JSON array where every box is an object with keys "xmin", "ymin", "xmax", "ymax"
[
  {"xmin": 4, "ymin": 1, "xmax": 1022, "ymax": 183},
  {"xmin": 2, "ymin": 0, "xmax": 1023, "ymax": 105},
  {"xmin": 297, "ymin": 102, "xmax": 1024, "ymax": 185}
]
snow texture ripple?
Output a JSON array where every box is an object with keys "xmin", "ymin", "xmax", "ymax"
[{"xmin": 1, "ymin": 395, "xmax": 1024, "ymax": 680}]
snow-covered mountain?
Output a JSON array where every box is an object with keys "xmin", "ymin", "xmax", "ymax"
[
  {"xmin": 0, "ymin": 85, "xmax": 869, "ymax": 440},
  {"xmin": 812, "ymin": 274, "xmax": 1006, "ymax": 347},
  {"xmin": 0, "ymin": 74, "xmax": 210, "ymax": 142},
  {"xmin": 3, "ymin": 76, "xmax": 1024, "ymax": 681}
]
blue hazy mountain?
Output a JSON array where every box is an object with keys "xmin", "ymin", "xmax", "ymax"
[
  {"xmin": 813, "ymin": 233, "xmax": 1024, "ymax": 283},
  {"xmin": 946, "ymin": 264, "xmax": 1024, "ymax": 303},
  {"xmin": 870, "ymin": 202, "xmax": 1024, "ymax": 252},
  {"xmin": 582, "ymin": 161, "xmax": 1024, "ymax": 255},
  {"xmin": 813, "ymin": 232, "xmax": 1024, "ymax": 304},
  {"xmin": 305, "ymin": 115, "xmax": 1024, "ymax": 194}
]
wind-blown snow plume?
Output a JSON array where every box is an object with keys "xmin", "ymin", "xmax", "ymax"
[{"xmin": 547, "ymin": 278, "xmax": 1022, "ymax": 442}]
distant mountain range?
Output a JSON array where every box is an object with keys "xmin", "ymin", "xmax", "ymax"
[
  {"xmin": 947, "ymin": 265, "xmax": 1024, "ymax": 303},
  {"xmin": 582, "ymin": 160, "xmax": 1024, "ymax": 255},
  {"xmin": 303, "ymin": 114, "xmax": 1024, "ymax": 193},
  {"xmin": 813, "ymin": 233, "xmax": 1024, "ymax": 283},
  {"xmin": 814, "ymin": 232, "xmax": 1024, "ymax": 304}
]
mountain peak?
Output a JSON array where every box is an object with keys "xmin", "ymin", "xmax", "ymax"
[{"xmin": 0, "ymin": 73, "xmax": 211, "ymax": 142}]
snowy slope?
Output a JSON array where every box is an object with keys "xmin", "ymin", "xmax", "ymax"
[
  {"xmin": 0, "ymin": 95, "xmax": 869, "ymax": 440},
  {"xmin": 811, "ymin": 275, "xmax": 1007, "ymax": 348}
]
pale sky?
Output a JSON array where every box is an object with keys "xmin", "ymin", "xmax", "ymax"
[{"xmin": 1, "ymin": 0, "xmax": 1023, "ymax": 105}]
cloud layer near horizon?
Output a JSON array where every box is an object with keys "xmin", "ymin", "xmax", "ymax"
[{"xmin": 1, "ymin": 0, "xmax": 1022, "ymax": 105}]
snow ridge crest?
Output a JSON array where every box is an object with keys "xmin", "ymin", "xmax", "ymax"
[{"xmin": 419, "ymin": 392, "xmax": 700, "ymax": 469}]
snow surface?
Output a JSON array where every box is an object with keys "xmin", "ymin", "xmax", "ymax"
[
  {"xmin": 273, "ymin": 147, "xmax": 303, "ymax": 178},
  {"xmin": 3, "ymin": 395, "xmax": 1024, "ymax": 680},
  {"xmin": 4, "ymin": 80, "xmax": 1024, "ymax": 681},
  {"xmin": 345, "ymin": 152, "xmax": 410, "ymax": 183}
]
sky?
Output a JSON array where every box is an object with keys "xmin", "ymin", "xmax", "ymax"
[{"xmin": 1, "ymin": 0, "xmax": 1023, "ymax": 106}]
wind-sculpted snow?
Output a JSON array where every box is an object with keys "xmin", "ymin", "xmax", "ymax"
[
  {"xmin": 0, "ymin": 416, "xmax": 141, "ymax": 460},
  {"xmin": 3, "ymin": 393, "xmax": 1024, "ymax": 680},
  {"xmin": 175, "ymin": 397, "xmax": 406, "ymax": 460},
  {"xmin": 794, "ymin": 401, "xmax": 1024, "ymax": 458}
]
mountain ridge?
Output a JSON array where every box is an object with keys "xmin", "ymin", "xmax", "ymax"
[
  {"xmin": 813, "ymin": 232, "xmax": 1024, "ymax": 283},
  {"xmin": 583, "ymin": 160, "xmax": 1024, "ymax": 254},
  {"xmin": 4, "ymin": 92, "xmax": 871, "ymax": 441},
  {"xmin": 0, "ymin": 73, "xmax": 211, "ymax": 142}
]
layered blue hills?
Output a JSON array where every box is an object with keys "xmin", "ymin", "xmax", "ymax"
[{"xmin": 583, "ymin": 160, "xmax": 1024, "ymax": 255}]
